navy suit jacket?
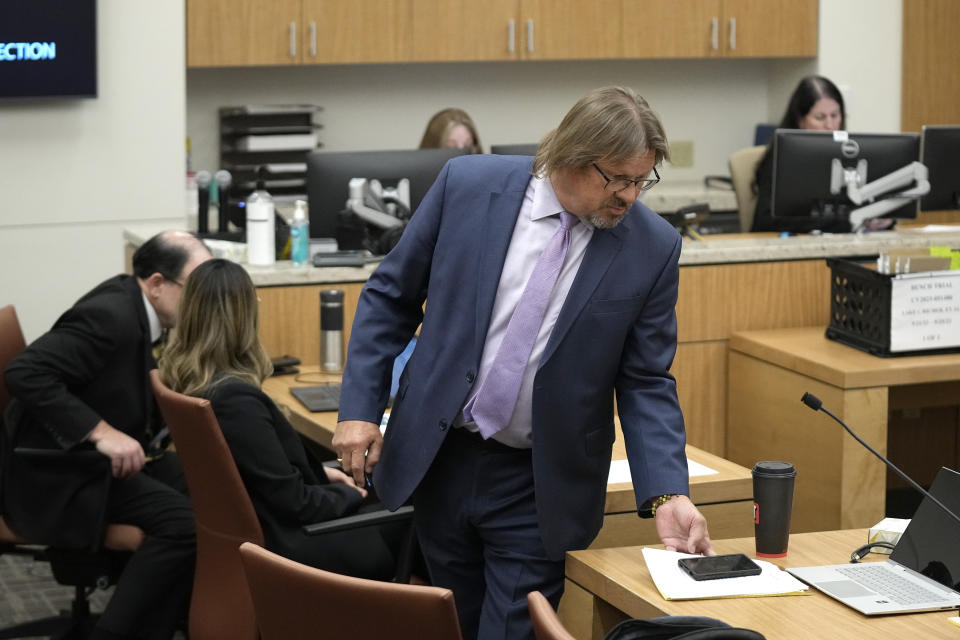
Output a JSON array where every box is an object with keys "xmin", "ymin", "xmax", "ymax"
[{"xmin": 339, "ymin": 154, "xmax": 688, "ymax": 559}]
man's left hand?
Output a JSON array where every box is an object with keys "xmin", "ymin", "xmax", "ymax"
[{"xmin": 654, "ymin": 495, "xmax": 715, "ymax": 555}]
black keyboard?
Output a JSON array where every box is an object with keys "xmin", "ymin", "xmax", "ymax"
[
  {"xmin": 290, "ymin": 384, "xmax": 341, "ymax": 412},
  {"xmin": 312, "ymin": 251, "xmax": 369, "ymax": 268}
]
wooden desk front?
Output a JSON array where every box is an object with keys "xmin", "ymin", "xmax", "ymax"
[
  {"xmin": 264, "ymin": 366, "xmax": 755, "ymax": 640},
  {"xmin": 263, "ymin": 366, "xmax": 754, "ymax": 534},
  {"xmin": 566, "ymin": 529, "xmax": 960, "ymax": 640},
  {"xmin": 726, "ymin": 327, "xmax": 960, "ymax": 532}
]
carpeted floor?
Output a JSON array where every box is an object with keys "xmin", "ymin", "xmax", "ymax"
[
  {"xmin": 0, "ymin": 552, "xmax": 112, "ymax": 636},
  {"xmin": 0, "ymin": 553, "xmax": 188, "ymax": 638}
]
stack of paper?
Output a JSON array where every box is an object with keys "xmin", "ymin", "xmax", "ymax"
[
  {"xmin": 642, "ymin": 548, "xmax": 809, "ymax": 600},
  {"xmin": 607, "ymin": 458, "xmax": 718, "ymax": 485}
]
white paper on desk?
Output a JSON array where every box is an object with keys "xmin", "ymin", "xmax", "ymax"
[
  {"xmin": 607, "ymin": 458, "xmax": 719, "ymax": 485},
  {"xmin": 641, "ymin": 548, "xmax": 809, "ymax": 600},
  {"xmin": 911, "ymin": 225, "xmax": 960, "ymax": 233}
]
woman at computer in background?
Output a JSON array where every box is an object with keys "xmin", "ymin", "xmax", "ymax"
[
  {"xmin": 159, "ymin": 258, "xmax": 400, "ymax": 579},
  {"xmin": 419, "ymin": 107, "xmax": 482, "ymax": 152},
  {"xmin": 752, "ymin": 75, "xmax": 848, "ymax": 232}
]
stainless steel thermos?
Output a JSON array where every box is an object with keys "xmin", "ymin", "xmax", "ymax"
[{"xmin": 320, "ymin": 289, "xmax": 344, "ymax": 371}]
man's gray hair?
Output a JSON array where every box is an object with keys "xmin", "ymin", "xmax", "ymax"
[{"xmin": 533, "ymin": 86, "xmax": 670, "ymax": 177}]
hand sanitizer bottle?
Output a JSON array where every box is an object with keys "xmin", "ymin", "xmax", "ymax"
[
  {"xmin": 246, "ymin": 167, "xmax": 275, "ymax": 266},
  {"xmin": 290, "ymin": 200, "xmax": 310, "ymax": 267}
]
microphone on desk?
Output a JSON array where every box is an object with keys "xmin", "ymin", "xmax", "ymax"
[
  {"xmin": 214, "ymin": 169, "xmax": 232, "ymax": 232},
  {"xmin": 800, "ymin": 391, "xmax": 960, "ymax": 528},
  {"xmin": 195, "ymin": 170, "xmax": 211, "ymax": 234}
]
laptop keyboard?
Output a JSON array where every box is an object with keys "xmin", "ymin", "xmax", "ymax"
[{"xmin": 837, "ymin": 564, "xmax": 946, "ymax": 605}]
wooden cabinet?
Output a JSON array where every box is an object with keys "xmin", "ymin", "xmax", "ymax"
[
  {"xmin": 188, "ymin": 0, "xmax": 412, "ymax": 67},
  {"xmin": 411, "ymin": 0, "xmax": 519, "ymax": 62},
  {"xmin": 721, "ymin": 0, "xmax": 817, "ymax": 58},
  {"xmin": 188, "ymin": 0, "xmax": 817, "ymax": 67},
  {"xmin": 188, "ymin": 0, "xmax": 302, "ymax": 67},
  {"xmin": 520, "ymin": 0, "xmax": 621, "ymax": 61},
  {"xmin": 302, "ymin": 0, "xmax": 412, "ymax": 64},
  {"xmin": 411, "ymin": 0, "xmax": 619, "ymax": 63},
  {"xmin": 622, "ymin": 0, "xmax": 817, "ymax": 59}
]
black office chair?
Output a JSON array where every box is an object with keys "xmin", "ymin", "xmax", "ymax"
[{"xmin": 0, "ymin": 304, "xmax": 146, "ymax": 639}]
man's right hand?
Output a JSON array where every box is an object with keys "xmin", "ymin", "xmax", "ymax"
[
  {"xmin": 88, "ymin": 420, "xmax": 146, "ymax": 479},
  {"xmin": 333, "ymin": 420, "xmax": 382, "ymax": 486}
]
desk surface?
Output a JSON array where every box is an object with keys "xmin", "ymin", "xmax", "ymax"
[
  {"xmin": 566, "ymin": 529, "xmax": 960, "ymax": 639},
  {"xmin": 730, "ymin": 326, "xmax": 960, "ymax": 389},
  {"xmin": 263, "ymin": 366, "xmax": 752, "ymax": 512}
]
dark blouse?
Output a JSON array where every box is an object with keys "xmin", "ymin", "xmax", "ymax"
[{"xmin": 204, "ymin": 377, "xmax": 363, "ymax": 559}]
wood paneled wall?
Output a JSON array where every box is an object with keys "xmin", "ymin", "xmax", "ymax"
[
  {"xmin": 674, "ymin": 259, "xmax": 832, "ymax": 455},
  {"xmin": 901, "ymin": 0, "xmax": 960, "ymax": 132}
]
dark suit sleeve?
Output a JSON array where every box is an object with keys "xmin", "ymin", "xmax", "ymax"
[
  {"xmin": 4, "ymin": 297, "xmax": 138, "ymax": 449},
  {"xmin": 211, "ymin": 384, "xmax": 363, "ymax": 523},
  {"xmin": 616, "ymin": 232, "xmax": 689, "ymax": 507},
  {"xmin": 338, "ymin": 160, "xmax": 452, "ymax": 423}
]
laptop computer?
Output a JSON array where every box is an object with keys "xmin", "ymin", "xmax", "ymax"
[{"xmin": 788, "ymin": 466, "xmax": 960, "ymax": 615}]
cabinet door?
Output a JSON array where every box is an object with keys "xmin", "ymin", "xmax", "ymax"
[
  {"xmin": 187, "ymin": 0, "xmax": 302, "ymax": 67},
  {"xmin": 722, "ymin": 0, "xmax": 818, "ymax": 57},
  {"xmin": 622, "ymin": 0, "xmax": 722, "ymax": 59},
  {"xmin": 303, "ymin": 0, "xmax": 413, "ymax": 64},
  {"xmin": 411, "ymin": 0, "xmax": 520, "ymax": 62},
  {"xmin": 520, "ymin": 0, "xmax": 621, "ymax": 61}
]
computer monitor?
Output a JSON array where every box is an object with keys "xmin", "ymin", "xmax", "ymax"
[
  {"xmin": 920, "ymin": 125, "xmax": 960, "ymax": 211},
  {"xmin": 772, "ymin": 130, "xmax": 922, "ymax": 232},
  {"xmin": 490, "ymin": 143, "xmax": 539, "ymax": 156},
  {"xmin": 306, "ymin": 147, "xmax": 467, "ymax": 239}
]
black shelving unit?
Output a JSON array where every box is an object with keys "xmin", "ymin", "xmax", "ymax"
[{"xmin": 218, "ymin": 105, "xmax": 322, "ymax": 223}]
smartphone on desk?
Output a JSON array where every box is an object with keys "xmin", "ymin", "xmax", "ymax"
[{"xmin": 678, "ymin": 553, "xmax": 761, "ymax": 581}]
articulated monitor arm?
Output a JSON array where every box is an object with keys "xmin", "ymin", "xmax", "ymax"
[
  {"xmin": 830, "ymin": 160, "xmax": 930, "ymax": 231},
  {"xmin": 345, "ymin": 177, "xmax": 408, "ymax": 230}
]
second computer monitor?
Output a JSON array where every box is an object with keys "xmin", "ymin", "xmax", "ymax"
[
  {"xmin": 490, "ymin": 143, "xmax": 539, "ymax": 156},
  {"xmin": 306, "ymin": 147, "xmax": 467, "ymax": 238},
  {"xmin": 920, "ymin": 125, "xmax": 960, "ymax": 212},
  {"xmin": 772, "ymin": 129, "xmax": 921, "ymax": 232}
]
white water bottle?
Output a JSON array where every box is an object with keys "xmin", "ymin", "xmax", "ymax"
[
  {"xmin": 290, "ymin": 200, "xmax": 310, "ymax": 267},
  {"xmin": 246, "ymin": 169, "xmax": 275, "ymax": 266}
]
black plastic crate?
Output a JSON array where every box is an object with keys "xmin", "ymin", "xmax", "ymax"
[{"xmin": 826, "ymin": 258, "xmax": 960, "ymax": 357}]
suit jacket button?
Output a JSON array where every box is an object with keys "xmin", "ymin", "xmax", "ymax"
[
  {"xmin": 439, "ymin": 419, "xmax": 448, "ymax": 431},
  {"xmin": 466, "ymin": 371, "xmax": 475, "ymax": 383}
]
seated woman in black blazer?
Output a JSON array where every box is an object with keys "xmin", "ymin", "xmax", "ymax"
[{"xmin": 159, "ymin": 258, "xmax": 397, "ymax": 579}]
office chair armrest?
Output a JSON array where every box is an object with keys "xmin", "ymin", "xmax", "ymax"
[
  {"xmin": 302, "ymin": 505, "xmax": 414, "ymax": 536},
  {"xmin": 704, "ymin": 175, "xmax": 733, "ymax": 189}
]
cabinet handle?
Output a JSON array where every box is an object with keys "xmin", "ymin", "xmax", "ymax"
[
  {"xmin": 507, "ymin": 19, "xmax": 515, "ymax": 53},
  {"xmin": 309, "ymin": 22, "xmax": 317, "ymax": 57},
  {"xmin": 289, "ymin": 22, "xmax": 297, "ymax": 57},
  {"xmin": 711, "ymin": 17, "xmax": 718, "ymax": 50},
  {"xmin": 526, "ymin": 19, "xmax": 534, "ymax": 53},
  {"xmin": 729, "ymin": 17, "xmax": 737, "ymax": 50}
]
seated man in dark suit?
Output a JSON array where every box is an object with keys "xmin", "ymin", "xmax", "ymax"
[{"xmin": 3, "ymin": 230, "xmax": 210, "ymax": 640}]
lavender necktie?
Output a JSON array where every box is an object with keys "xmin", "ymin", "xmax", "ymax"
[{"xmin": 464, "ymin": 211, "xmax": 578, "ymax": 439}]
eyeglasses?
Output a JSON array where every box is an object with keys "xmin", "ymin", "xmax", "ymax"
[
  {"xmin": 164, "ymin": 275, "xmax": 185, "ymax": 288},
  {"xmin": 592, "ymin": 162, "xmax": 660, "ymax": 193}
]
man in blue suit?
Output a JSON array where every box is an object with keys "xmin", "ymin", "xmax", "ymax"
[{"xmin": 335, "ymin": 86, "xmax": 714, "ymax": 639}]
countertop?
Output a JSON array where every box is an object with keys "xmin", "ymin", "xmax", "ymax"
[{"xmin": 126, "ymin": 223, "xmax": 960, "ymax": 283}]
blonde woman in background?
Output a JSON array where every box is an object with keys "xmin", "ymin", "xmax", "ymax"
[{"xmin": 419, "ymin": 107, "xmax": 482, "ymax": 152}]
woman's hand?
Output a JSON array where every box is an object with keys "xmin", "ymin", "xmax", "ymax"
[{"xmin": 324, "ymin": 465, "xmax": 368, "ymax": 499}]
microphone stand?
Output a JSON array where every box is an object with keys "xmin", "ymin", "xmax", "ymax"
[{"xmin": 800, "ymin": 392, "xmax": 960, "ymax": 528}]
